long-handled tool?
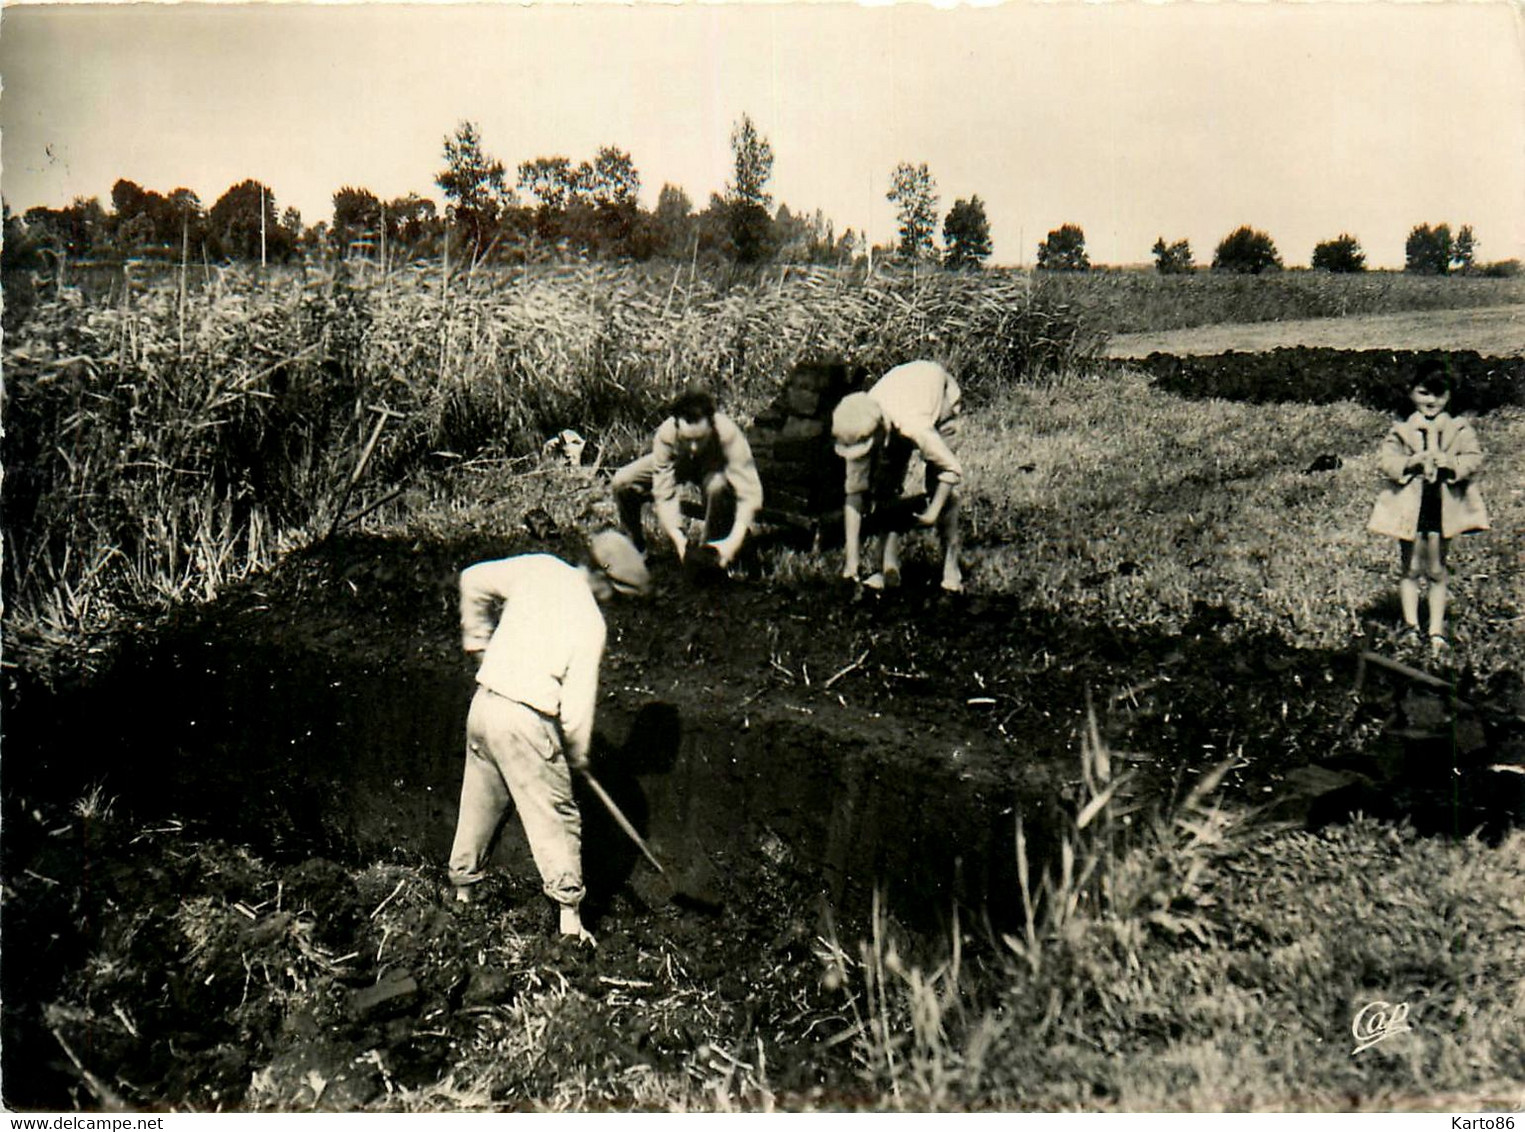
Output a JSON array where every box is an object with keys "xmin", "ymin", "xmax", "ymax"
[{"xmin": 578, "ymin": 768, "xmax": 666, "ymax": 875}]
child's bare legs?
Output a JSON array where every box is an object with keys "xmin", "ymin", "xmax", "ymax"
[
  {"xmin": 882, "ymin": 530, "xmax": 903, "ymax": 580},
  {"xmin": 1420, "ymin": 533, "xmax": 1449, "ymax": 642},
  {"xmin": 877, "ymin": 495, "xmax": 962, "ymax": 591},
  {"xmin": 1399, "ymin": 535, "xmax": 1450, "ymax": 645},
  {"xmin": 1398, "ymin": 540, "xmax": 1422, "ymax": 630}
]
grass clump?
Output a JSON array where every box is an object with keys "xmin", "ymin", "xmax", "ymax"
[{"xmin": 809, "ymin": 713, "xmax": 1525, "ymax": 1111}]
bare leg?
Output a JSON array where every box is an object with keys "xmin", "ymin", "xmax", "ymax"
[
  {"xmin": 1398, "ymin": 540, "xmax": 1421, "ymax": 630},
  {"xmin": 882, "ymin": 529, "xmax": 903, "ymax": 578},
  {"xmin": 939, "ymin": 492, "xmax": 963, "ymax": 592},
  {"xmin": 1423, "ymin": 534, "xmax": 1448, "ymax": 642}
]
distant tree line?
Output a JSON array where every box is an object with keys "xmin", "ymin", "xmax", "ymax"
[
  {"xmin": 3, "ymin": 115, "xmax": 997, "ymax": 274},
  {"xmin": 3, "ymin": 116, "xmax": 1516, "ymax": 277},
  {"xmin": 1139, "ymin": 222, "xmax": 1513, "ymax": 276}
]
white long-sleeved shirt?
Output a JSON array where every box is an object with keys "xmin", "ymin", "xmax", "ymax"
[
  {"xmin": 869, "ymin": 361, "xmax": 964, "ymax": 484},
  {"xmin": 459, "ymin": 554, "xmax": 606, "ymax": 763}
]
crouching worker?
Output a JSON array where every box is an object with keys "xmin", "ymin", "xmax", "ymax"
[
  {"xmin": 831, "ymin": 359, "xmax": 965, "ymax": 593},
  {"xmin": 613, "ymin": 388, "xmax": 764, "ymax": 567},
  {"xmin": 448, "ymin": 531, "xmax": 651, "ymax": 946}
]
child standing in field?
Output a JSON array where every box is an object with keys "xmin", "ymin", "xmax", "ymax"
[{"xmin": 1367, "ymin": 361, "xmax": 1489, "ymax": 654}]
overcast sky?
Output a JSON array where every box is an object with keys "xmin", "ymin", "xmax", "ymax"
[{"xmin": 3, "ymin": 1, "xmax": 1522, "ymax": 268}]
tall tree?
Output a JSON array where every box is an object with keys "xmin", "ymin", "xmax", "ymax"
[
  {"xmin": 726, "ymin": 114, "xmax": 775, "ymax": 263},
  {"xmin": 166, "ymin": 188, "xmax": 205, "ymax": 249},
  {"xmin": 111, "ymin": 179, "xmax": 153, "ymax": 221},
  {"xmin": 1404, "ymin": 223, "xmax": 1452, "ymax": 275},
  {"xmin": 727, "ymin": 114, "xmax": 774, "ymax": 212},
  {"xmin": 209, "ymin": 179, "xmax": 292, "ymax": 262},
  {"xmin": 653, "ymin": 183, "xmax": 695, "ymax": 258},
  {"xmin": 435, "ymin": 120, "xmax": 508, "ymax": 258},
  {"xmin": 886, "ymin": 162, "xmax": 939, "ymax": 260},
  {"xmin": 331, "ymin": 186, "xmax": 382, "ymax": 257},
  {"xmin": 1452, "ymin": 225, "xmax": 1477, "ymax": 273},
  {"xmin": 387, "ymin": 193, "xmax": 438, "ymax": 253},
  {"xmin": 585, "ymin": 146, "xmax": 641, "ymax": 210},
  {"xmin": 942, "ymin": 195, "xmax": 992, "ymax": 270},
  {"xmin": 64, "ymin": 197, "xmax": 109, "ymax": 258},
  {"xmin": 1310, "ymin": 234, "xmax": 1366, "ymax": 273},
  {"xmin": 1036, "ymin": 223, "xmax": 1089, "ymax": 271},
  {"xmin": 517, "ymin": 157, "xmax": 578, "ymax": 213},
  {"xmin": 584, "ymin": 145, "xmax": 642, "ymax": 254},
  {"xmin": 111, "ymin": 179, "xmax": 160, "ymax": 252}
]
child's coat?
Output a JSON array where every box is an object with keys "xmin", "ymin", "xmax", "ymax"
[{"xmin": 1367, "ymin": 410, "xmax": 1490, "ymax": 540}]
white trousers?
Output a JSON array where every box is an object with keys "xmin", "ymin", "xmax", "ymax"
[{"xmin": 448, "ymin": 688, "xmax": 584, "ymax": 908}]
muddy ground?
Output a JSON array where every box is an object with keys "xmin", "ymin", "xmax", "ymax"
[{"xmin": 5, "ymin": 514, "xmax": 1522, "ymax": 1111}]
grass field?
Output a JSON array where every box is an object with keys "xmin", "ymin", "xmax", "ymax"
[
  {"xmin": 1038, "ymin": 269, "xmax": 1524, "ymax": 337},
  {"xmin": 953, "ymin": 369, "xmax": 1524, "ymax": 674},
  {"xmin": 1106, "ymin": 303, "xmax": 1525, "ymax": 358}
]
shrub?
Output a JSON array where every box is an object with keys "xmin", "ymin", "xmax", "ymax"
[
  {"xmin": 1151, "ymin": 237, "xmax": 1194, "ymax": 275},
  {"xmin": 1212, "ymin": 226, "xmax": 1282, "ymax": 274}
]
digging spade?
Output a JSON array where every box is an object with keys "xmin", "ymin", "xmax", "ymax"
[
  {"xmin": 576, "ymin": 763, "xmax": 720, "ymax": 911},
  {"xmin": 577, "ymin": 767, "xmax": 666, "ymax": 875}
]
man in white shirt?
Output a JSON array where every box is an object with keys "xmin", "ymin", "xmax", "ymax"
[
  {"xmin": 448, "ymin": 530, "xmax": 650, "ymax": 945},
  {"xmin": 830, "ymin": 360, "xmax": 965, "ymax": 593}
]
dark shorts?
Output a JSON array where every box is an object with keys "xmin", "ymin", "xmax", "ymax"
[
  {"xmin": 869, "ymin": 433, "xmax": 937, "ymax": 506},
  {"xmin": 1417, "ymin": 481, "xmax": 1442, "ymax": 535}
]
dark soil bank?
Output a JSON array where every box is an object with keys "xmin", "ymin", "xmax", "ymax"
[
  {"xmin": 1128, "ymin": 348, "xmax": 1525, "ymax": 414},
  {"xmin": 4, "ymin": 531, "xmax": 1521, "ymax": 1110}
]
